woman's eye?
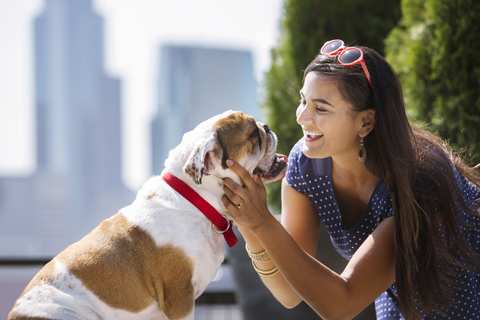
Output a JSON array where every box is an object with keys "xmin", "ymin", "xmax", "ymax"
[
  {"xmin": 316, "ymin": 107, "xmax": 327, "ymax": 112},
  {"xmin": 299, "ymin": 99, "xmax": 306, "ymax": 105}
]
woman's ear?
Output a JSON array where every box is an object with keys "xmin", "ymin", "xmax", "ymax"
[{"xmin": 359, "ymin": 108, "xmax": 376, "ymax": 136}]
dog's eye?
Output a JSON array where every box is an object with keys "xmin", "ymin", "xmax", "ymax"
[{"xmin": 250, "ymin": 128, "xmax": 259, "ymax": 139}]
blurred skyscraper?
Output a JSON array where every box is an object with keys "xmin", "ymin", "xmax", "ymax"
[
  {"xmin": 0, "ymin": 0, "xmax": 133, "ymax": 257},
  {"xmin": 34, "ymin": 0, "xmax": 132, "ymax": 241},
  {"xmin": 151, "ymin": 45, "xmax": 262, "ymax": 175}
]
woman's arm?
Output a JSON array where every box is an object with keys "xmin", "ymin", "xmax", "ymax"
[
  {"xmin": 223, "ymin": 161, "xmax": 396, "ymax": 320},
  {"xmin": 230, "ymin": 179, "xmax": 322, "ymax": 307}
]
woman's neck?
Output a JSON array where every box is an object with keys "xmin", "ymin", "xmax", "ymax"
[
  {"xmin": 330, "ymin": 157, "xmax": 380, "ymax": 229},
  {"xmin": 331, "ymin": 156, "xmax": 378, "ymax": 187}
]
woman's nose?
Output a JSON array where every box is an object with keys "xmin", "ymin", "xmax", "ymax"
[{"xmin": 296, "ymin": 105, "xmax": 313, "ymax": 125}]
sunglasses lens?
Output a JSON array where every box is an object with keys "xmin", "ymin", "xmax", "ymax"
[
  {"xmin": 322, "ymin": 40, "xmax": 344, "ymax": 55},
  {"xmin": 338, "ymin": 48, "xmax": 362, "ymax": 65}
]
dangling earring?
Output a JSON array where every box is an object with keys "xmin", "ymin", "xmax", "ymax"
[{"xmin": 359, "ymin": 136, "xmax": 367, "ymax": 163}]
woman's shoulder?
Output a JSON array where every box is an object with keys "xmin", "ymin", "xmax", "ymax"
[
  {"xmin": 287, "ymin": 138, "xmax": 331, "ymax": 177},
  {"xmin": 286, "ymin": 138, "xmax": 331, "ymax": 194}
]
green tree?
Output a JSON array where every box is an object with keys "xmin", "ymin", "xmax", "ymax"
[
  {"xmin": 385, "ymin": 0, "xmax": 480, "ymax": 164},
  {"xmin": 263, "ymin": 0, "xmax": 402, "ymax": 210}
]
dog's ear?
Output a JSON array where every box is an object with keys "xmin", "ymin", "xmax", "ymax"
[{"xmin": 184, "ymin": 137, "xmax": 222, "ymax": 185}]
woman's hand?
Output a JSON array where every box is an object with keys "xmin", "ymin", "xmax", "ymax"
[{"xmin": 222, "ymin": 160, "xmax": 274, "ymax": 232}]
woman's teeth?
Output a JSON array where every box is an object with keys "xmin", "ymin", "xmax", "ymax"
[{"xmin": 305, "ymin": 131, "xmax": 322, "ymax": 138}]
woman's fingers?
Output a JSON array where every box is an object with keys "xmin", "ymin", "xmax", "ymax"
[
  {"xmin": 252, "ymin": 173, "xmax": 265, "ymax": 189},
  {"xmin": 223, "ymin": 184, "xmax": 243, "ymax": 207},
  {"xmin": 223, "ymin": 177, "xmax": 245, "ymax": 195},
  {"xmin": 223, "ymin": 159, "xmax": 268, "ymax": 203},
  {"xmin": 221, "ymin": 193, "xmax": 235, "ymax": 211},
  {"xmin": 226, "ymin": 160, "xmax": 257, "ymax": 190},
  {"xmin": 222, "ymin": 159, "xmax": 271, "ymax": 230}
]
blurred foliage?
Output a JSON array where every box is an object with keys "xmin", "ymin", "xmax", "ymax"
[
  {"xmin": 262, "ymin": 0, "xmax": 402, "ymax": 211},
  {"xmin": 385, "ymin": 0, "xmax": 480, "ymax": 165}
]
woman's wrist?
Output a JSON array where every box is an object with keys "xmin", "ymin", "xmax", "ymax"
[
  {"xmin": 236, "ymin": 223, "xmax": 263, "ymax": 248},
  {"xmin": 244, "ymin": 241, "xmax": 266, "ymax": 257},
  {"xmin": 246, "ymin": 243, "xmax": 271, "ymax": 261},
  {"xmin": 249, "ymin": 212, "xmax": 281, "ymax": 239},
  {"xmin": 247, "ymin": 246, "xmax": 279, "ymax": 277},
  {"xmin": 252, "ymin": 259, "xmax": 279, "ymax": 277}
]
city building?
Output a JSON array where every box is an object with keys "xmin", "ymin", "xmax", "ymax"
[
  {"xmin": 0, "ymin": 0, "xmax": 133, "ymax": 257},
  {"xmin": 151, "ymin": 44, "xmax": 262, "ymax": 175},
  {"xmin": 0, "ymin": 0, "xmax": 134, "ymax": 314},
  {"xmin": 33, "ymin": 0, "xmax": 133, "ymax": 242}
]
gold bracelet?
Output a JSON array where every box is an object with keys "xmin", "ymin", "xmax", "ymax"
[
  {"xmin": 245, "ymin": 244, "xmax": 270, "ymax": 261},
  {"xmin": 251, "ymin": 260, "xmax": 279, "ymax": 277}
]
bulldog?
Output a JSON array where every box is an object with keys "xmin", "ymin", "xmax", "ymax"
[{"xmin": 8, "ymin": 110, "xmax": 288, "ymax": 320}]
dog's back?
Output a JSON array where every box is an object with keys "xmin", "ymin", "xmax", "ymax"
[{"xmin": 8, "ymin": 177, "xmax": 224, "ymax": 320}]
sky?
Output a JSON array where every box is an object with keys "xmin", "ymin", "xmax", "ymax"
[{"xmin": 0, "ymin": 0, "xmax": 284, "ymax": 190}]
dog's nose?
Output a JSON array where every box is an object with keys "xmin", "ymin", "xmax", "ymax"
[{"xmin": 263, "ymin": 124, "xmax": 271, "ymax": 133}]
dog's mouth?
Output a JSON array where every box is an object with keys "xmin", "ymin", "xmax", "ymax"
[{"xmin": 254, "ymin": 154, "xmax": 288, "ymax": 182}]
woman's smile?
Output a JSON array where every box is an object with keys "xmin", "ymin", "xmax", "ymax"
[{"xmin": 303, "ymin": 130, "xmax": 323, "ymax": 142}]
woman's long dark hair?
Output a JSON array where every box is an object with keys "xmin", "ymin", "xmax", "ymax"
[{"xmin": 305, "ymin": 47, "xmax": 480, "ymax": 319}]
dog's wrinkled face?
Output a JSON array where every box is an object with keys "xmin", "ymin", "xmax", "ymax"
[{"xmin": 183, "ymin": 111, "xmax": 288, "ymax": 185}]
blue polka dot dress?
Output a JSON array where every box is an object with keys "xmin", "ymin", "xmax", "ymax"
[{"xmin": 285, "ymin": 138, "xmax": 480, "ymax": 319}]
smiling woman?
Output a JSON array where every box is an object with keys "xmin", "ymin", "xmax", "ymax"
[{"xmin": 222, "ymin": 40, "xmax": 480, "ymax": 320}]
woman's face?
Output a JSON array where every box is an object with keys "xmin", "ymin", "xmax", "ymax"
[{"xmin": 296, "ymin": 71, "xmax": 366, "ymax": 162}]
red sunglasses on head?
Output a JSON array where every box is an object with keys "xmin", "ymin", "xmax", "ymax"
[{"xmin": 320, "ymin": 39, "xmax": 372, "ymax": 89}]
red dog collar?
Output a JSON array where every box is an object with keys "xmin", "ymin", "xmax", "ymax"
[{"xmin": 161, "ymin": 169, "xmax": 238, "ymax": 248}]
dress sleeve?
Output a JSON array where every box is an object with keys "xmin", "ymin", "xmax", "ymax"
[{"xmin": 285, "ymin": 139, "xmax": 309, "ymax": 195}]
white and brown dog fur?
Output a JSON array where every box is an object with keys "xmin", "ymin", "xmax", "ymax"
[{"xmin": 8, "ymin": 110, "xmax": 288, "ymax": 320}]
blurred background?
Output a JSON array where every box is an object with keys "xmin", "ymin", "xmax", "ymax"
[{"xmin": 1, "ymin": 0, "xmax": 478, "ymax": 319}]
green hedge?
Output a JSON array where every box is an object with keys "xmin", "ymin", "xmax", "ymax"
[{"xmin": 385, "ymin": 0, "xmax": 480, "ymax": 164}]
